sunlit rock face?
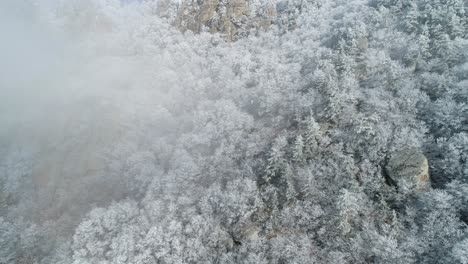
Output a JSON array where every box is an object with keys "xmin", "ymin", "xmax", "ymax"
[
  {"xmin": 232, "ymin": 220, "xmax": 260, "ymax": 244},
  {"xmin": 386, "ymin": 147, "xmax": 430, "ymax": 194},
  {"xmin": 157, "ymin": 0, "xmax": 302, "ymax": 41}
]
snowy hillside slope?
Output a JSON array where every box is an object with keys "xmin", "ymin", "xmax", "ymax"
[{"xmin": 0, "ymin": 0, "xmax": 467, "ymax": 263}]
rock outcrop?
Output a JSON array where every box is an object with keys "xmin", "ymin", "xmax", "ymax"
[
  {"xmin": 176, "ymin": 0, "xmax": 277, "ymax": 41},
  {"xmin": 157, "ymin": 0, "xmax": 303, "ymax": 41},
  {"xmin": 385, "ymin": 147, "xmax": 430, "ymax": 194},
  {"xmin": 231, "ymin": 220, "xmax": 260, "ymax": 244}
]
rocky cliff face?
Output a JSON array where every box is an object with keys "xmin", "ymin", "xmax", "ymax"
[{"xmin": 156, "ymin": 0, "xmax": 303, "ymax": 41}]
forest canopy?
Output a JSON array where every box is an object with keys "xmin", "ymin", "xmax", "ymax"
[{"xmin": 0, "ymin": 0, "xmax": 467, "ymax": 263}]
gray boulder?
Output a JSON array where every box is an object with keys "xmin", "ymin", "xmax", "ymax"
[{"xmin": 386, "ymin": 147, "xmax": 430, "ymax": 194}]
